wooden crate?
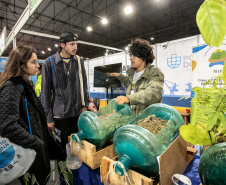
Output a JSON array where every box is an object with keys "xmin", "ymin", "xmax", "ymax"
[
  {"xmin": 100, "ymin": 135, "xmax": 197, "ymax": 185},
  {"xmin": 68, "ymin": 135, "xmax": 115, "ymax": 169}
]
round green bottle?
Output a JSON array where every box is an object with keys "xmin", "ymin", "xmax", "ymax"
[
  {"xmin": 113, "ymin": 103, "xmax": 185, "ymax": 176},
  {"xmin": 72, "ymin": 99, "xmax": 134, "ymax": 148},
  {"xmin": 198, "ymin": 142, "xmax": 226, "ymax": 185}
]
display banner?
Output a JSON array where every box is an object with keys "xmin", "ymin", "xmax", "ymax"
[
  {"xmin": 191, "ymin": 41, "xmax": 226, "ymax": 124},
  {"xmin": 156, "ymin": 36, "xmax": 197, "ymax": 107},
  {"xmin": 0, "ymin": 27, "xmax": 6, "ymax": 56}
]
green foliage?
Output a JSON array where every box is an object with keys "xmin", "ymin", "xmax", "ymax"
[
  {"xmin": 180, "ymin": 124, "xmax": 215, "ymax": 145},
  {"xmin": 23, "ymin": 172, "xmax": 39, "ymax": 185},
  {"xmin": 58, "ymin": 161, "xmax": 74, "ymax": 185},
  {"xmin": 196, "ymin": 0, "xmax": 226, "ymax": 47},
  {"xmin": 24, "ymin": 161, "xmax": 74, "ymax": 185},
  {"xmin": 180, "ymin": 63, "xmax": 226, "ymax": 146}
]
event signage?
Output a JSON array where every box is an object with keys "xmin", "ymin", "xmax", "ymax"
[{"xmin": 191, "ymin": 42, "xmax": 226, "ymax": 124}]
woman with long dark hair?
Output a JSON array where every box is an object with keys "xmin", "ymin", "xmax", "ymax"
[{"xmin": 0, "ymin": 45, "xmax": 62, "ymax": 184}]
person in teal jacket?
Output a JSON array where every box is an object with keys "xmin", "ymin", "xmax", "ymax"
[{"xmin": 110, "ymin": 38, "xmax": 164, "ymax": 116}]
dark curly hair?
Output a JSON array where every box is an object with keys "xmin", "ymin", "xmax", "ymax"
[{"xmin": 129, "ymin": 38, "xmax": 155, "ymax": 64}]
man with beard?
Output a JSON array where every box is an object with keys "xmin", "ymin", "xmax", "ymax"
[{"xmin": 41, "ymin": 32, "xmax": 89, "ymax": 157}]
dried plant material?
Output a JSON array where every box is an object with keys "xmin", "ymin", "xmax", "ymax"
[
  {"xmin": 136, "ymin": 115, "xmax": 167, "ymax": 135},
  {"xmin": 99, "ymin": 110, "xmax": 116, "ymax": 119}
]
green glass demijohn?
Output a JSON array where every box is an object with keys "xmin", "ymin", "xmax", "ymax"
[
  {"xmin": 113, "ymin": 103, "xmax": 185, "ymax": 177},
  {"xmin": 72, "ymin": 99, "xmax": 134, "ymax": 148},
  {"xmin": 198, "ymin": 142, "xmax": 226, "ymax": 185}
]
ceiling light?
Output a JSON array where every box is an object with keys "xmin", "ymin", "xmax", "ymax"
[
  {"xmin": 47, "ymin": 48, "xmax": 51, "ymax": 51},
  {"xmin": 41, "ymin": 51, "xmax": 45, "ymax": 54},
  {"xmin": 101, "ymin": 18, "xmax": 108, "ymax": 25},
  {"xmin": 55, "ymin": 44, "xmax": 58, "ymax": 47},
  {"xmin": 151, "ymin": 37, "xmax": 154, "ymax": 40},
  {"xmin": 87, "ymin": 26, "xmax": 93, "ymax": 31},
  {"xmin": 124, "ymin": 5, "xmax": 133, "ymax": 14}
]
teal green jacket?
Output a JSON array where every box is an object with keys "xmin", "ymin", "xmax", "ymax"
[{"xmin": 117, "ymin": 63, "xmax": 164, "ymax": 116}]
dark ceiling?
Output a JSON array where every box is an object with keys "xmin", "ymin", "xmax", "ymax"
[{"xmin": 0, "ymin": 0, "xmax": 203, "ymax": 60}]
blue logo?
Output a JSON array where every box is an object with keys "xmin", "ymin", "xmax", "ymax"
[
  {"xmin": 164, "ymin": 80, "xmax": 178, "ymax": 95},
  {"xmin": 167, "ymin": 54, "xmax": 181, "ymax": 69},
  {"xmin": 0, "ymin": 145, "xmax": 15, "ymax": 168}
]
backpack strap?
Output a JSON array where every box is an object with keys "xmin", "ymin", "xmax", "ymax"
[
  {"xmin": 48, "ymin": 57, "xmax": 54, "ymax": 90},
  {"xmin": 22, "ymin": 85, "xmax": 32, "ymax": 135},
  {"xmin": 76, "ymin": 55, "xmax": 85, "ymax": 107}
]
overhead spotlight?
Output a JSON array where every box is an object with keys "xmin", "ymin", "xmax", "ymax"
[
  {"xmin": 41, "ymin": 51, "xmax": 45, "ymax": 54},
  {"xmin": 124, "ymin": 5, "xmax": 133, "ymax": 15},
  {"xmin": 47, "ymin": 48, "xmax": 51, "ymax": 51},
  {"xmin": 87, "ymin": 26, "xmax": 93, "ymax": 31},
  {"xmin": 150, "ymin": 37, "xmax": 154, "ymax": 40},
  {"xmin": 101, "ymin": 18, "xmax": 108, "ymax": 25},
  {"xmin": 55, "ymin": 44, "xmax": 58, "ymax": 47}
]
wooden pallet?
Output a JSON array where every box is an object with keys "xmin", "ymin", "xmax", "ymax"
[
  {"xmin": 68, "ymin": 135, "xmax": 115, "ymax": 169},
  {"xmin": 100, "ymin": 135, "xmax": 197, "ymax": 185}
]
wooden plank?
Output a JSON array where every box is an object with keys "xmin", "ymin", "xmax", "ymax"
[
  {"xmin": 159, "ymin": 135, "xmax": 187, "ymax": 185},
  {"xmin": 100, "ymin": 157, "xmax": 154, "ymax": 185},
  {"xmin": 100, "ymin": 136, "xmax": 197, "ymax": 185},
  {"xmin": 69, "ymin": 135, "xmax": 115, "ymax": 169}
]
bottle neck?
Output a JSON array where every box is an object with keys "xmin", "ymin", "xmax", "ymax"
[
  {"xmin": 114, "ymin": 155, "xmax": 132, "ymax": 176},
  {"xmin": 72, "ymin": 130, "xmax": 85, "ymax": 142}
]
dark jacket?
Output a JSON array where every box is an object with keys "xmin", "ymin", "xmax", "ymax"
[
  {"xmin": 0, "ymin": 77, "xmax": 63, "ymax": 184},
  {"xmin": 41, "ymin": 51, "xmax": 89, "ymax": 123},
  {"xmin": 117, "ymin": 63, "xmax": 164, "ymax": 115}
]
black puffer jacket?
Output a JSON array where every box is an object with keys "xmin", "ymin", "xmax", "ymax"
[{"xmin": 0, "ymin": 77, "xmax": 63, "ymax": 184}]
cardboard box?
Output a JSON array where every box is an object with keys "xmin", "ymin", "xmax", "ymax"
[{"xmin": 100, "ymin": 135, "xmax": 197, "ymax": 185}]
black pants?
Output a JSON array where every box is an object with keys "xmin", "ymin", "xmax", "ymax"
[{"xmin": 54, "ymin": 116, "xmax": 79, "ymax": 159}]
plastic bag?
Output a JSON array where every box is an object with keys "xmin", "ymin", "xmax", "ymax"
[{"xmin": 0, "ymin": 137, "xmax": 36, "ymax": 185}]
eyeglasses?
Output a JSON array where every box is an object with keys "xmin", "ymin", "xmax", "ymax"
[{"xmin": 28, "ymin": 60, "xmax": 39, "ymax": 66}]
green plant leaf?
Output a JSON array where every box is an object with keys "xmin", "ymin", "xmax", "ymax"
[
  {"xmin": 31, "ymin": 174, "xmax": 37, "ymax": 185},
  {"xmin": 180, "ymin": 124, "xmax": 215, "ymax": 145},
  {"xmin": 196, "ymin": 0, "xmax": 226, "ymax": 47},
  {"xmin": 206, "ymin": 112, "xmax": 219, "ymax": 130},
  {"xmin": 223, "ymin": 60, "xmax": 226, "ymax": 84},
  {"xmin": 219, "ymin": 112, "xmax": 226, "ymax": 127},
  {"xmin": 67, "ymin": 171, "xmax": 74, "ymax": 185}
]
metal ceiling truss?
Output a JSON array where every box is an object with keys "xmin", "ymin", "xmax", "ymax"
[{"xmin": 0, "ymin": 0, "xmax": 203, "ymax": 59}]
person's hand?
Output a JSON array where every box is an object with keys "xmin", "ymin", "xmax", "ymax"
[
  {"xmin": 115, "ymin": 96, "xmax": 130, "ymax": 105},
  {"xmin": 48, "ymin": 122, "xmax": 55, "ymax": 132},
  {"xmin": 109, "ymin": 73, "xmax": 120, "ymax": 77},
  {"xmin": 81, "ymin": 107, "xmax": 88, "ymax": 112}
]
